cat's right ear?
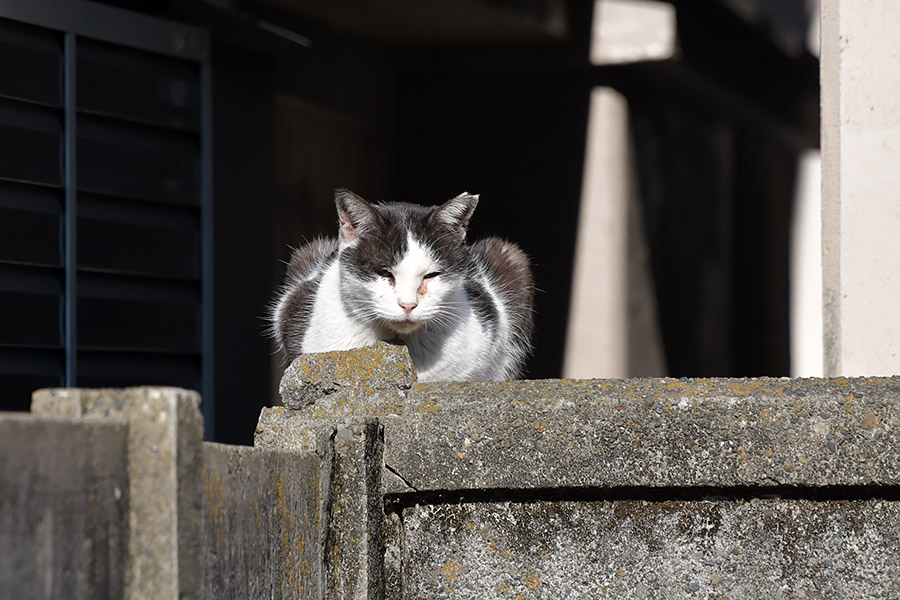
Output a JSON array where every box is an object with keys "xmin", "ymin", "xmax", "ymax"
[
  {"xmin": 434, "ymin": 192, "xmax": 479, "ymax": 241},
  {"xmin": 335, "ymin": 189, "xmax": 377, "ymax": 247}
]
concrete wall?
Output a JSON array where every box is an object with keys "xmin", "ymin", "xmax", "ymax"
[
  {"xmin": 3, "ymin": 344, "xmax": 899, "ymax": 598},
  {"xmin": 0, "ymin": 414, "xmax": 128, "ymax": 600},
  {"xmin": 17, "ymin": 387, "xmax": 324, "ymax": 600},
  {"xmin": 202, "ymin": 443, "xmax": 322, "ymax": 598},
  {"xmin": 31, "ymin": 387, "xmax": 204, "ymax": 600},
  {"xmin": 260, "ymin": 343, "xmax": 900, "ymax": 599}
]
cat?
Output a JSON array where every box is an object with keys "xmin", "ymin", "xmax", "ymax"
[{"xmin": 271, "ymin": 189, "xmax": 534, "ymax": 382}]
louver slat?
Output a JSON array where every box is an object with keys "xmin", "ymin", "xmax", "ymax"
[
  {"xmin": 0, "ymin": 100, "xmax": 62, "ymax": 187},
  {"xmin": 77, "ymin": 194, "xmax": 199, "ymax": 279},
  {"xmin": 77, "ymin": 117, "xmax": 199, "ymax": 205},
  {"xmin": 77, "ymin": 38, "xmax": 199, "ymax": 131},
  {"xmin": 0, "ymin": 18, "xmax": 60, "ymax": 107},
  {"xmin": 77, "ymin": 350, "xmax": 200, "ymax": 390},
  {"xmin": 0, "ymin": 263, "xmax": 62, "ymax": 347}
]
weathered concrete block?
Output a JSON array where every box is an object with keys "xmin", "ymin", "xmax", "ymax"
[
  {"xmin": 32, "ymin": 387, "xmax": 203, "ymax": 600},
  {"xmin": 255, "ymin": 367, "xmax": 900, "ymax": 599},
  {"xmin": 381, "ymin": 377, "xmax": 900, "ymax": 493},
  {"xmin": 255, "ymin": 412, "xmax": 395, "ymax": 600},
  {"xmin": 402, "ymin": 498, "xmax": 900, "ymax": 599},
  {"xmin": 0, "ymin": 413, "xmax": 128, "ymax": 599},
  {"xmin": 279, "ymin": 341, "xmax": 416, "ymax": 410},
  {"xmin": 259, "ymin": 376, "xmax": 900, "ymax": 493},
  {"xmin": 255, "ymin": 406, "xmax": 320, "ymax": 452},
  {"xmin": 201, "ymin": 442, "xmax": 322, "ymax": 598},
  {"xmin": 328, "ymin": 419, "xmax": 386, "ymax": 600}
]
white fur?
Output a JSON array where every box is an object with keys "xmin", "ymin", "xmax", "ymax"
[
  {"xmin": 402, "ymin": 288, "xmax": 495, "ymax": 381},
  {"xmin": 392, "ymin": 234, "xmax": 432, "ymax": 308},
  {"xmin": 302, "ymin": 260, "xmax": 381, "ymax": 352}
]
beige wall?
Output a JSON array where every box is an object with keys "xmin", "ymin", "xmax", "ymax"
[{"xmin": 821, "ymin": 0, "xmax": 900, "ymax": 376}]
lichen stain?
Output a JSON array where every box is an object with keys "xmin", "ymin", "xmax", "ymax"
[
  {"xmin": 523, "ymin": 572, "xmax": 541, "ymax": 590},
  {"xmin": 441, "ymin": 560, "xmax": 463, "ymax": 584},
  {"xmin": 203, "ymin": 465, "xmax": 225, "ymax": 542},
  {"xmin": 418, "ymin": 397, "xmax": 440, "ymax": 413}
]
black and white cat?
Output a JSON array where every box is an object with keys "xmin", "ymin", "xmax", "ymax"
[{"xmin": 271, "ymin": 189, "xmax": 534, "ymax": 381}]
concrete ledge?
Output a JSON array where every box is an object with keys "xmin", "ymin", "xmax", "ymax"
[
  {"xmin": 256, "ymin": 345, "xmax": 900, "ymax": 599},
  {"xmin": 260, "ymin": 374, "xmax": 900, "ymax": 492},
  {"xmin": 0, "ymin": 413, "xmax": 128, "ymax": 598}
]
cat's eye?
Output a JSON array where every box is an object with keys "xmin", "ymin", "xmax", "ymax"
[
  {"xmin": 424, "ymin": 272, "xmax": 441, "ymax": 279},
  {"xmin": 376, "ymin": 268, "xmax": 394, "ymax": 280}
]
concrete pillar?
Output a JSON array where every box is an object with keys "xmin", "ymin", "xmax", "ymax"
[
  {"xmin": 563, "ymin": 87, "xmax": 630, "ymax": 378},
  {"xmin": 562, "ymin": 88, "xmax": 667, "ymax": 379},
  {"xmin": 590, "ymin": 0, "xmax": 676, "ymax": 65},
  {"xmin": 562, "ymin": 0, "xmax": 672, "ymax": 379},
  {"xmin": 0, "ymin": 414, "xmax": 129, "ymax": 598},
  {"xmin": 821, "ymin": 0, "xmax": 900, "ymax": 375},
  {"xmin": 790, "ymin": 150, "xmax": 824, "ymax": 377},
  {"xmin": 31, "ymin": 387, "xmax": 204, "ymax": 600}
]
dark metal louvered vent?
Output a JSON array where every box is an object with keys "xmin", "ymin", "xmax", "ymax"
[{"xmin": 0, "ymin": 5, "xmax": 210, "ymax": 412}]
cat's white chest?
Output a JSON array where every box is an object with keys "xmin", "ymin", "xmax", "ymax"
[
  {"xmin": 302, "ymin": 261, "xmax": 380, "ymax": 353},
  {"xmin": 402, "ymin": 287, "xmax": 505, "ymax": 382}
]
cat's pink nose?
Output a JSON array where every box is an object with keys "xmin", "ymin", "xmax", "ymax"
[{"xmin": 399, "ymin": 301, "xmax": 417, "ymax": 314}]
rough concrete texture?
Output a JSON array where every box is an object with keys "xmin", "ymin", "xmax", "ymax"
[
  {"xmin": 201, "ymin": 442, "xmax": 322, "ymax": 598},
  {"xmin": 382, "ymin": 377, "xmax": 900, "ymax": 492},
  {"xmin": 403, "ymin": 498, "xmax": 900, "ymax": 599},
  {"xmin": 31, "ymin": 387, "xmax": 204, "ymax": 600},
  {"xmin": 279, "ymin": 340, "xmax": 416, "ymax": 410},
  {"xmin": 326, "ymin": 419, "xmax": 387, "ymax": 600},
  {"xmin": 255, "ymin": 405, "xmax": 321, "ymax": 452},
  {"xmin": 256, "ymin": 415, "xmax": 391, "ymax": 600},
  {"xmin": 262, "ymin": 373, "xmax": 900, "ymax": 492},
  {"xmin": 0, "ymin": 413, "xmax": 128, "ymax": 600},
  {"xmin": 260, "ymin": 347, "xmax": 900, "ymax": 599}
]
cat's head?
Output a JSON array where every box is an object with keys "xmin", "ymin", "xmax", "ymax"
[{"xmin": 335, "ymin": 189, "xmax": 478, "ymax": 335}]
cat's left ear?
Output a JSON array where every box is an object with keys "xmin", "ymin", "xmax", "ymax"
[{"xmin": 434, "ymin": 192, "xmax": 479, "ymax": 240}]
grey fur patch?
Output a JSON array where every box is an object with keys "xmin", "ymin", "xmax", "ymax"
[{"xmin": 275, "ymin": 238, "xmax": 339, "ymax": 359}]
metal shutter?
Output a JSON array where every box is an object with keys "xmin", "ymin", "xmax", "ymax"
[{"xmin": 0, "ymin": 2, "xmax": 211, "ymax": 413}]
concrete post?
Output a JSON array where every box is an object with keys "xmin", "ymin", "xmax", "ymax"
[
  {"xmin": 201, "ymin": 443, "xmax": 323, "ymax": 598},
  {"xmin": 31, "ymin": 387, "xmax": 204, "ymax": 600},
  {"xmin": 563, "ymin": 87, "xmax": 667, "ymax": 379},
  {"xmin": 563, "ymin": 0, "xmax": 673, "ymax": 378},
  {"xmin": 0, "ymin": 414, "xmax": 129, "ymax": 599},
  {"xmin": 821, "ymin": 0, "xmax": 900, "ymax": 376},
  {"xmin": 564, "ymin": 87, "xmax": 630, "ymax": 378},
  {"xmin": 256, "ymin": 342, "xmax": 414, "ymax": 600}
]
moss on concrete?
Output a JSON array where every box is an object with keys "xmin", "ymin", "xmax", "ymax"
[{"xmin": 279, "ymin": 341, "xmax": 416, "ymax": 410}]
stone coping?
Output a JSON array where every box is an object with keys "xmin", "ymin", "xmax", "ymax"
[{"xmin": 261, "ymin": 343, "xmax": 900, "ymax": 493}]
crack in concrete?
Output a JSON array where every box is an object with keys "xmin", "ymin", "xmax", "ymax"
[{"xmin": 385, "ymin": 463, "xmax": 419, "ymax": 492}]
